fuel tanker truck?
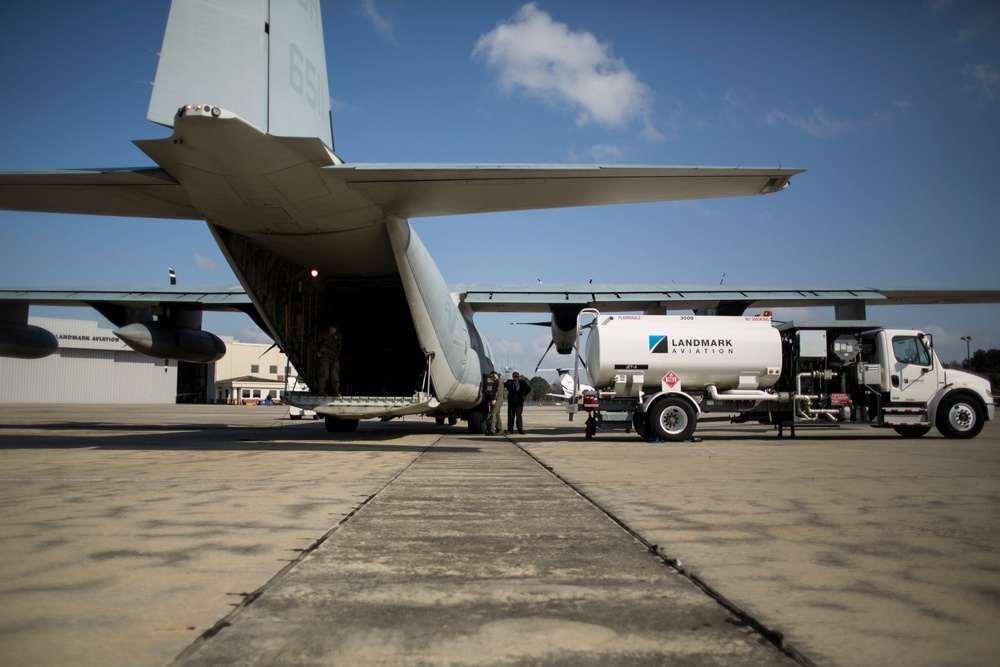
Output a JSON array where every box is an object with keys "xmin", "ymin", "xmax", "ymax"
[{"xmin": 570, "ymin": 309, "xmax": 994, "ymax": 441}]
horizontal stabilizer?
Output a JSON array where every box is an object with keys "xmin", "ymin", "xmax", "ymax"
[
  {"xmin": 325, "ymin": 164, "xmax": 804, "ymax": 219},
  {"xmin": 0, "ymin": 168, "xmax": 196, "ymax": 219}
]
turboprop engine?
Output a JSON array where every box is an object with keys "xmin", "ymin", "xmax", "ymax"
[
  {"xmin": 114, "ymin": 321, "xmax": 226, "ymax": 363},
  {"xmin": 0, "ymin": 322, "xmax": 58, "ymax": 359}
]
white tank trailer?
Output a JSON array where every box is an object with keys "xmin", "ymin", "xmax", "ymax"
[
  {"xmin": 584, "ymin": 314, "xmax": 782, "ymax": 393},
  {"xmin": 573, "ymin": 311, "xmax": 994, "ymax": 442}
]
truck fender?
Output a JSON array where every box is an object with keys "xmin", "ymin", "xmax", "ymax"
[
  {"xmin": 641, "ymin": 390, "xmax": 702, "ymax": 417},
  {"xmin": 927, "ymin": 387, "xmax": 991, "ymax": 425}
]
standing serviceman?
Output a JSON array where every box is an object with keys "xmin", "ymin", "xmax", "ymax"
[
  {"xmin": 315, "ymin": 323, "xmax": 342, "ymax": 396},
  {"xmin": 504, "ymin": 371, "xmax": 532, "ymax": 434},
  {"xmin": 486, "ymin": 370, "xmax": 504, "ymax": 435}
]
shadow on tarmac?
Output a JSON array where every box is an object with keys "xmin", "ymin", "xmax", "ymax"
[
  {"xmin": 0, "ymin": 418, "xmax": 484, "ymax": 453},
  {"xmin": 0, "ymin": 409, "xmax": 959, "ymax": 453}
]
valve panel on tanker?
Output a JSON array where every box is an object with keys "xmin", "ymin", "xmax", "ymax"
[{"xmin": 774, "ymin": 320, "xmax": 881, "ymax": 408}]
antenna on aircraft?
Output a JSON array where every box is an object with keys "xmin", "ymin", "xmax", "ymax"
[
  {"xmin": 719, "ymin": 272, "xmax": 726, "ymax": 285},
  {"xmin": 169, "ymin": 268, "xmax": 176, "ymax": 285}
]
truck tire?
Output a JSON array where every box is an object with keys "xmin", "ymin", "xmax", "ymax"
[
  {"xmin": 936, "ymin": 394, "xmax": 984, "ymax": 439},
  {"xmin": 632, "ymin": 411, "xmax": 647, "ymax": 439},
  {"xmin": 325, "ymin": 416, "xmax": 359, "ymax": 433},
  {"xmin": 893, "ymin": 425, "xmax": 931, "ymax": 438},
  {"xmin": 649, "ymin": 397, "xmax": 697, "ymax": 442}
]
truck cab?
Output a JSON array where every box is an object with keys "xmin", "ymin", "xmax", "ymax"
[{"xmin": 859, "ymin": 328, "xmax": 994, "ymax": 438}]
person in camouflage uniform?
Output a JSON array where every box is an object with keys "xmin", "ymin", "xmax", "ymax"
[
  {"xmin": 315, "ymin": 324, "xmax": 342, "ymax": 396},
  {"xmin": 486, "ymin": 370, "xmax": 504, "ymax": 435}
]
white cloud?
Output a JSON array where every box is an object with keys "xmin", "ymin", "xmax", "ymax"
[
  {"xmin": 234, "ymin": 326, "xmax": 274, "ymax": 345},
  {"xmin": 473, "ymin": 3, "xmax": 659, "ymax": 139},
  {"xmin": 193, "ymin": 252, "xmax": 220, "ymax": 271},
  {"xmin": 330, "ymin": 96, "xmax": 360, "ymax": 115},
  {"xmin": 361, "ymin": 0, "xmax": 396, "ymax": 44},
  {"xmin": 765, "ymin": 106, "xmax": 852, "ymax": 138},
  {"xmin": 924, "ymin": 0, "xmax": 957, "ymax": 13},
  {"xmin": 963, "ymin": 62, "xmax": 999, "ymax": 99},
  {"xmin": 588, "ymin": 143, "xmax": 625, "ymax": 162},
  {"xmin": 955, "ymin": 27, "xmax": 979, "ymax": 45}
]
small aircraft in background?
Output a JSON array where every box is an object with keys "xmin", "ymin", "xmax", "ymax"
[{"xmin": 545, "ymin": 369, "xmax": 594, "ymax": 401}]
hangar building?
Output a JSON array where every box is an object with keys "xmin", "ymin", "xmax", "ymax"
[{"xmin": 0, "ymin": 318, "xmax": 292, "ymax": 404}]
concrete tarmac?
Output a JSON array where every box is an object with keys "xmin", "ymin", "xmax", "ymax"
[{"xmin": 1, "ymin": 404, "xmax": 998, "ymax": 666}]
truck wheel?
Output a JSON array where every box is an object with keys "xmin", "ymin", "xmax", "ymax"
[
  {"xmin": 936, "ymin": 394, "xmax": 984, "ymax": 439},
  {"xmin": 649, "ymin": 397, "xmax": 697, "ymax": 442},
  {"xmin": 632, "ymin": 411, "xmax": 647, "ymax": 439},
  {"xmin": 325, "ymin": 416, "xmax": 359, "ymax": 433},
  {"xmin": 892, "ymin": 425, "xmax": 930, "ymax": 438}
]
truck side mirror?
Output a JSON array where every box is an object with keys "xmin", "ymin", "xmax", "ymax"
[{"xmin": 917, "ymin": 332, "xmax": 935, "ymax": 369}]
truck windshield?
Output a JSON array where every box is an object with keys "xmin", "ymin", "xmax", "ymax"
[{"xmin": 891, "ymin": 335, "xmax": 931, "ymax": 366}]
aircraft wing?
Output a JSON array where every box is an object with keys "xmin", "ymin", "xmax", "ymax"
[
  {"xmin": 0, "ymin": 163, "xmax": 800, "ymax": 223},
  {"xmin": 7, "ymin": 283, "xmax": 997, "ymax": 323},
  {"xmin": 873, "ymin": 289, "xmax": 1000, "ymax": 305},
  {"xmin": 0, "ymin": 168, "xmax": 198, "ymax": 219},
  {"xmin": 0, "ymin": 286, "xmax": 254, "ymax": 326},
  {"xmin": 451, "ymin": 283, "xmax": 1000, "ymax": 314},
  {"xmin": 327, "ymin": 164, "xmax": 804, "ymax": 218}
]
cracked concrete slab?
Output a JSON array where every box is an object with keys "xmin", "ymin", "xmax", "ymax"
[{"xmin": 175, "ymin": 436, "xmax": 793, "ymax": 666}]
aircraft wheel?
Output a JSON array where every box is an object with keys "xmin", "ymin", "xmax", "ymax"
[
  {"xmin": 649, "ymin": 397, "xmax": 697, "ymax": 442},
  {"xmin": 892, "ymin": 425, "xmax": 931, "ymax": 438},
  {"xmin": 936, "ymin": 394, "xmax": 984, "ymax": 439},
  {"xmin": 448, "ymin": 417, "xmax": 458, "ymax": 425},
  {"xmin": 435, "ymin": 417, "xmax": 446, "ymax": 426},
  {"xmin": 325, "ymin": 416, "xmax": 359, "ymax": 433},
  {"xmin": 467, "ymin": 408, "xmax": 486, "ymax": 434}
]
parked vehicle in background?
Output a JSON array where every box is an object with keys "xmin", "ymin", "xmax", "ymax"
[{"xmin": 286, "ymin": 377, "xmax": 320, "ymax": 420}]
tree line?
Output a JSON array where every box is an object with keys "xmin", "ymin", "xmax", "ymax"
[{"xmin": 945, "ymin": 348, "xmax": 1000, "ymax": 393}]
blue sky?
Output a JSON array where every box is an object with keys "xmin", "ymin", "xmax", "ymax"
[{"xmin": 1, "ymin": 1, "xmax": 998, "ymax": 373}]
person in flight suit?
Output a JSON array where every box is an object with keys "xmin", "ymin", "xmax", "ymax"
[{"xmin": 486, "ymin": 370, "xmax": 504, "ymax": 435}]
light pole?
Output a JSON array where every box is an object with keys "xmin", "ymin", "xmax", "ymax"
[{"xmin": 960, "ymin": 335, "xmax": 972, "ymax": 370}]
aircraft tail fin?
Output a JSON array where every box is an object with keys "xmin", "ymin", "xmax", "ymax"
[{"xmin": 147, "ymin": 0, "xmax": 333, "ymax": 149}]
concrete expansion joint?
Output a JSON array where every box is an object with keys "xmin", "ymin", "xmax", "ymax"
[
  {"xmin": 167, "ymin": 436, "xmax": 445, "ymax": 667},
  {"xmin": 512, "ymin": 440, "xmax": 819, "ymax": 667}
]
